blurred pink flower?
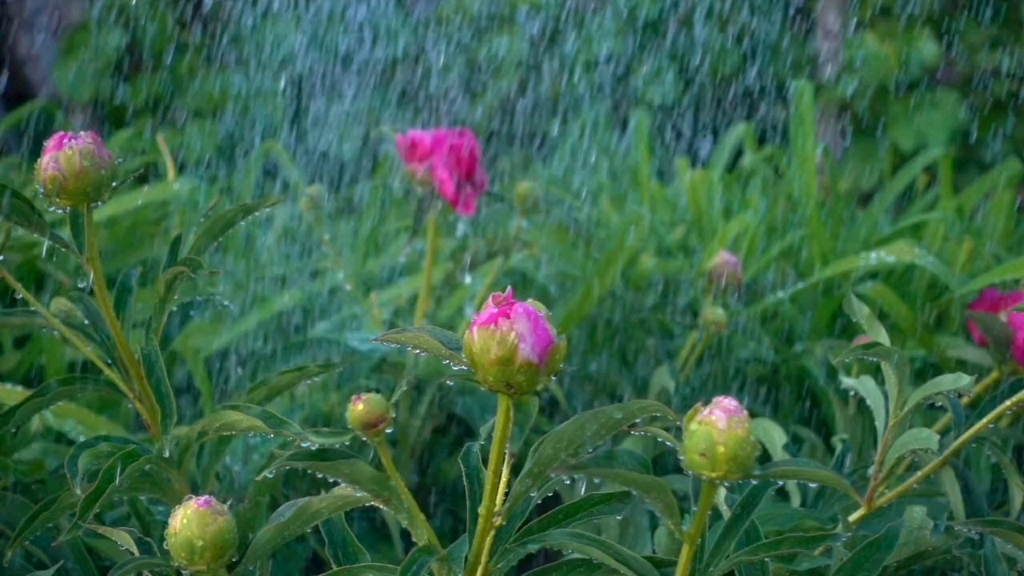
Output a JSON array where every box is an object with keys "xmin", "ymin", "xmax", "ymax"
[
  {"xmin": 1006, "ymin": 313, "xmax": 1024, "ymax": 366},
  {"xmin": 708, "ymin": 249, "xmax": 743, "ymax": 288},
  {"xmin": 394, "ymin": 127, "xmax": 488, "ymax": 217},
  {"xmin": 966, "ymin": 287, "xmax": 1024, "ymax": 346}
]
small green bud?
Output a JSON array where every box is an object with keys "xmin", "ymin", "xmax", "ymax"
[
  {"xmin": 34, "ymin": 131, "xmax": 115, "ymax": 210},
  {"xmin": 699, "ymin": 304, "xmax": 728, "ymax": 334},
  {"xmin": 346, "ymin": 393, "xmax": 393, "ymax": 438},
  {"xmin": 681, "ymin": 396, "xmax": 761, "ymax": 481},
  {"xmin": 164, "ymin": 495, "xmax": 238, "ymax": 572}
]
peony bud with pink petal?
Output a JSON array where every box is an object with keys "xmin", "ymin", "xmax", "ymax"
[
  {"xmin": 681, "ymin": 396, "xmax": 761, "ymax": 481},
  {"xmin": 707, "ymin": 250, "xmax": 743, "ymax": 290},
  {"xmin": 164, "ymin": 495, "xmax": 238, "ymax": 572},
  {"xmin": 394, "ymin": 127, "xmax": 488, "ymax": 217},
  {"xmin": 346, "ymin": 392, "xmax": 393, "ymax": 439},
  {"xmin": 34, "ymin": 131, "xmax": 115, "ymax": 209},
  {"xmin": 463, "ymin": 287, "xmax": 566, "ymax": 397}
]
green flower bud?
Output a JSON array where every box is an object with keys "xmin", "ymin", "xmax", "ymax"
[
  {"xmin": 699, "ymin": 304, "xmax": 729, "ymax": 334},
  {"xmin": 164, "ymin": 495, "xmax": 238, "ymax": 572},
  {"xmin": 34, "ymin": 131, "xmax": 115, "ymax": 210},
  {"xmin": 346, "ymin": 393, "xmax": 393, "ymax": 438},
  {"xmin": 681, "ymin": 396, "xmax": 761, "ymax": 481},
  {"xmin": 463, "ymin": 287, "xmax": 566, "ymax": 398}
]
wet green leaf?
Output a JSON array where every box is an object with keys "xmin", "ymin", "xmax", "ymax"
[
  {"xmin": 829, "ymin": 521, "xmax": 901, "ymax": 576},
  {"xmin": 0, "ymin": 184, "xmax": 75, "ymax": 253},
  {"xmin": 752, "ymin": 458, "xmax": 860, "ymax": 502},
  {"xmin": 839, "ymin": 375, "xmax": 887, "ymax": 447},
  {"xmin": 26, "ymin": 563, "xmax": 64, "ymax": 576},
  {"xmin": 397, "ymin": 545, "xmax": 438, "ymax": 576},
  {"xmin": 955, "ymin": 518, "xmax": 1024, "ymax": 550},
  {"xmin": 702, "ymin": 482, "xmax": 775, "ymax": 574},
  {"xmin": 986, "ymin": 444, "xmax": 1024, "ymax": 519},
  {"xmin": 320, "ymin": 516, "xmax": 370, "ymax": 567},
  {"xmin": 244, "ymin": 361, "xmax": 344, "ymax": 405},
  {"xmin": 315, "ymin": 565, "xmax": 398, "ymax": 576},
  {"xmin": 562, "ymin": 469, "xmax": 682, "ymax": 540},
  {"xmin": 0, "ymin": 376, "xmax": 120, "ymax": 433},
  {"xmin": 107, "ymin": 555, "xmax": 176, "ymax": 576},
  {"xmin": 512, "ymin": 491, "xmax": 633, "ymax": 544},
  {"xmin": 937, "ymin": 465, "xmax": 966, "ymax": 521},
  {"xmin": 493, "ymin": 529, "xmax": 660, "ymax": 576},
  {"xmin": 372, "ymin": 326, "xmax": 467, "ymax": 369},
  {"xmin": 141, "ymin": 336, "xmax": 175, "ymax": 437},
  {"xmin": 891, "ymin": 505, "xmax": 934, "ymax": 562},
  {"xmin": 710, "ymin": 532, "xmax": 837, "ymax": 576},
  {"xmin": 521, "ymin": 558, "xmax": 612, "ymax": 576},
  {"xmin": 881, "ymin": 427, "xmax": 939, "ymax": 475},
  {"xmin": 902, "ymin": 373, "xmax": 974, "ymax": 417},
  {"xmin": 4, "ymin": 490, "xmax": 79, "ymax": 561},
  {"xmin": 750, "ymin": 416, "xmax": 800, "ymax": 507},
  {"xmin": 843, "ymin": 294, "xmax": 890, "ymax": 346},
  {"xmin": 460, "ymin": 442, "xmax": 484, "ymax": 541},
  {"xmin": 187, "ymin": 196, "xmax": 282, "ymax": 258},
  {"xmin": 85, "ymin": 524, "xmax": 139, "ymax": 556}
]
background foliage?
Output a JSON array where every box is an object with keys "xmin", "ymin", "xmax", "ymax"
[{"xmin": 1, "ymin": 0, "xmax": 1023, "ymax": 575}]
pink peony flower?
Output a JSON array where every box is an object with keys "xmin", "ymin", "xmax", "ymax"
[
  {"xmin": 394, "ymin": 127, "xmax": 488, "ymax": 217},
  {"xmin": 966, "ymin": 288, "xmax": 1024, "ymax": 346},
  {"xmin": 463, "ymin": 287, "xmax": 566, "ymax": 397},
  {"xmin": 35, "ymin": 130, "xmax": 115, "ymax": 208},
  {"xmin": 1006, "ymin": 313, "xmax": 1024, "ymax": 366}
]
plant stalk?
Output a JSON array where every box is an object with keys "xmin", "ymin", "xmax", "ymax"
[
  {"xmin": 372, "ymin": 436, "xmax": 448, "ymax": 575},
  {"xmin": 84, "ymin": 206, "xmax": 162, "ymax": 441},
  {"xmin": 847, "ymin": 386, "xmax": 1024, "ymax": 526},
  {"xmin": 675, "ymin": 479, "xmax": 718, "ymax": 576},
  {"xmin": 414, "ymin": 206, "xmax": 439, "ymax": 327},
  {"xmin": 465, "ymin": 393, "xmax": 515, "ymax": 576},
  {"xmin": 473, "ymin": 442, "xmax": 516, "ymax": 576}
]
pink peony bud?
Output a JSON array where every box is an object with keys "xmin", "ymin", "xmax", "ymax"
[
  {"xmin": 164, "ymin": 495, "xmax": 238, "ymax": 572},
  {"xmin": 681, "ymin": 396, "xmax": 761, "ymax": 481},
  {"xmin": 966, "ymin": 287, "xmax": 1024, "ymax": 346},
  {"xmin": 707, "ymin": 250, "xmax": 743, "ymax": 289},
  {"xmin": 346, "ymin": 392, "xmax": 393, "ymax": 439},
  {"xmin": 34, "ymin": 131, "xmax": 115, "ymax": 209},
  {"xmin": 394, "ymin": 127, "xmax": 488, "ymax": 217},
  {"xmin": 463, "ymin": 287, "xmax": 566, "ymax": 397},
  {"xmin": 851, "ymin": 334, "xmax": 874, "ymax": 347}
]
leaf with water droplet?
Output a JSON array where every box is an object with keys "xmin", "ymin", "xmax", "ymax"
[
  {"xmin": 372, "ymin": 325, "xmax": 468, "ymax": 369},
  {"xmin": 490, "ymin": 529, "xmax": 660, "ymax": 576},
  {"xmin": 751, "ymin": 458, "xmax": 860, "ymax": 503},
  {"xmin": 107, "ymin": 555, "xmax": 176, "ymax": 576},
  {"xmin": 186, "ymin": 196, "xmax": 282, "ymax": 259},
  {"xmin": 243, "ymin": 361, "xmax": 344, "ymax": 405},
  {"xmin": 0, "ymin": 183, "xmax": 75, "ymax": 254},
  {"xmin": 511, "ymin": 490, "xmax": 632, "ymax": 545},
  {"xmin": 85, "ymin": 523, "xmax": 140, "ymax": 556},
  {"xmin": 0, "ymin": 376, "xmax": 120, "ymax": 434},
  {"xmin": 4, "ymin": 490, "xmax": 79, "ymax": 562}
]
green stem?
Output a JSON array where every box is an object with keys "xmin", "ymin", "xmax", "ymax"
[
  {"xmin": 373, "ymin": 436, "xmax": 448, "ymax": 576},
  {"xmin": 679, "ymin": 332, "xmax": 711, "ymax": 382},
  {"xmin": 414, "ymin": 207, "xmax": 439, "ymax": 327},
  {"xmin": 847, "ymin": 386, "xmax": 1024, "ymax": 526},
  {"xmin": 675, "ymin": 480, "xmax": 718, "ymax": 576},
  {"xmin": 465, "ymin": 394, "xmax": 515, "ymax": 576},
  {"xmin": 0, "ymin": 265, "xmax": 129, "ymax": 395},
  {"xmin": 83, "ymin": 206, "xmax": 162, "ymax": 441}
]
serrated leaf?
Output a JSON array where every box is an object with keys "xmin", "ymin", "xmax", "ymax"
[
  {"xmin": 751, "ymin": 459, "xmax": 861, "ymax": 502},
  {"xmin": 702, "ymin": 482, "xmax": 775, "ymax": 574},
  {"xmin": 936, "ymin": 465, "xmax": 966, "ymax": 521},
  {"xmin": 187, "ymin": 196, "xmax": 282, "ymax": 258},
  {"xmin": 0, "ymin": 376, "xmax": 120, "ymax": 433},
  {"xmin": 108, "ymin": 556, "xmax": 176, "ymax": 576},
  {"xmin": 512, "ymin": 491, "xmax": 633, "ymax": 544},
  {"xmin": 232, "ymin": 488, "xmax": 375, "ymax": 575},
  {"xmin": 829, "ymin": 521, "xmax": 901, "ymax": 576},
  {"xmin": 460, "ymin": 442, "xmax": 484, "ymax": 542},
  {"xmin": 315, "ymin": 565, "xmax": 399, "ymax": 576},
  {"xmin": 244, "ymin": 362, "xmax": 344, "ymax": 405},
  {"xmin": 902, "ymin": 373, "xmax": 974, "ymax": 417},
  {"xmin": 141, "ymin": 336, "xmax": 175, "ymax": 437},
  {"xmin": 320, "ymin": 515, "xmax": 370, "ymax": 567},
  {"xmin": 85, "ymin": 524, "xmax": 139, "ymax": 556},
  {"xmin": 881, "ymin": 427, "xmax": 939, "ymax": 475},
  {"xmin": 0, "ymin": 184, "xmax": 75, "ymax": 253},
  {"xmin": 843, "ymin": 294, "xmax": 891, "ymax": 346},
  {"xmin": 562, "ymin": 468, "xmax": 683, "ymax": 540},
  {"xmin": 504, "ymin": 401, "xmax": 676, "ymax": 521},
  {"xmin": 710, "ymin": 532, "xmax": 837, "ymax": 576},
  {"xmin": 492, "ymin": 529, "xmax": 660, "ymax": 576},
  {"xmin": 372, "ymin": 326, "xmax": 467, "ymax": 369},
  {"xmin": 955, "ymin": 518, "xmax": 1024, "ymax": 550},
  {"xmin": 839, "ymin": 375, "xmax": 887, "ymax": 447}
]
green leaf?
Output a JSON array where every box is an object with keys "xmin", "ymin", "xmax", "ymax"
[
  {"xmin": 397, "ymin": 545, "xmax": 438, "ymax": 576},
  {"xmin": 936, "ymin": 465, "xmax": 966, "ymax": 521},
  {"xmin": 372, "ymin": 326, "xmax": 467, "ymax": 369},
  {"xmin": 902, "ymin": 373, "xmax": 974, "ymax": 417},
  {"xmin": 0, "ymin": 382, "xmax": 128, "ymax": 439},
  {"xmin": 881, "ymin": 427, "xmax": 939, "ymax": 475},
  {"xmin": 315, "ymin": 565, "xmax": 399, "ymax": 576},
  {"xmin": 492, "ymin": 529, "xmax": 660, "ymax": 576},
  {"xmin": 843, "ymin": 294, "xmax": 891, "ymax": 346},
  {"xmin": 986, "ymin": 444, "xmax": 1024, "ymax": 518},
  {"xmin": 112, "ymin": 266, "xmax": 139, "ymax": 331},
  {"xmin": 749, "ymin": 417, "xmax": 800, "ymax": 507},
  {"xmin": 85, "ymin": 524, "xmax": 139, "ymax": 556},
  {"xmin": 0, "ymin": 376, "xmax": 120, "ymax": 433},
  {"xmin": 710, "ymin": 532, "xmax": 837, "ymax": 576},
  {"xmin": 68, "ymin": 207, "xmax": 87, "ymax": 255},
  {"xmin": 68, "ymin": 446, "xmax": 146, "ymax": 536},
  {"xmin": 828, "ymin": 521, "xmax": 901, "ymax": 576},
  {"xmin": 64, "ymin": 436, "xmax": 146, "ymax": 491},
  {"xmin": 187, "ymin": 196, "xmax": 282, "ymax": 258},
  {"xmin": 839, "ymin": 375, "xmax": 887, "ymax": 447},
  {"xmin": 460, "ymin": 442, "xmax": 485, "ymax": 542},
  {"xmin": 26, "ymin": 563, "xmax": 64, "ymax": 576},
  {"xmin": 752, "ymin": 459, "xmax": 861, "ymax": 502},
  {"xmin": 162, "ymin": 232, "xmax": 183, "ymax": 271},
  {"xmin": 522, "ymin": 558, "xmax": 612, "ymax": 576},
  {"xmin": 244, "ymin": 362, "xmax": 344, "ymax": 405},
  {"xmin": 232, "ymin": 488, "xmax": 375, "ymax": 575},
  {"xmin": 5, "ymin": 490, "xmax": 79, "ymax": 561},
  {"xmin": 108, "ymin": 556, "xmax": 176, "ymax": 576},
  {"xmin": 562, "ymin": 468, "xmax": 683, "ymax": 540},
  {"xmin": 957, "ymin": 257, "xmax": 1024, "ymax": 296},
  {"xmin": 955, "ymin": 518, "xmax": 1024, "ymax": 550},
  {"xmin": 141, "ymin": 336, "xmax": 176, "ymax": 437},
  {"xmin": 320, "ymin": 516, "xmax": 370, "ymax": 567},
  {"xmin": 185, "ymin": 409, "xmax": 286, "ymax": 446},
  {"xmin": 702, "ymin": 482, "xmax": 775, "ymax": 574},
  {"xmin": 0, "ymin": 184, "xmax": 75, "ymax": 253},
  {"xmin": 512, "ymin": 491, "xmax": 633, "ymax": 544},
  {"xmin": 891, "ymin": 505, "xmax": 934, "ymax": 562},
  {"xmin": 504, "ymin": 401, "xmax": 676, "ymax": 521}
]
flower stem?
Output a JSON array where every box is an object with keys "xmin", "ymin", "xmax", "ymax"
[
  {"xmin": 675, "ymin": 479, "xmax": 718, "ymax": 576},
  {"xmin": 372, "ymin": 436, "xmax": 448, "ymax": 575},
  {"xmin": 473, "ymin": 442, "xmax": 515, "ymax": 576},
  {"xmin": 0, "ymin": 265, "xmax": 129, "ymax": 395},
  {"xmin": 465, "ymin": 393, "xmax": 515, "ymax": 576},
  {"xmin": 83, "ymin": 206, "xmax": 162, "ymax": 441},
  {"xmin": 414, "ymin": 206, "xmax": 440, "ymax": 327},
  {"xmin": 847, "ymin": 386, "xmax": 1024, "ymax": 526}
]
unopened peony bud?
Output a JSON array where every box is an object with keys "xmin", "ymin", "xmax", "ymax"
[
  {"xmin": 463, "ymin": 287, "xmax": 566, "ymax": 397},
  {"xmin": 707, "ymin": 250, "xmax": 743, "ymax": 289},
  {"xmin": 164, "ymin": 495, "xmax": 238, "ymax": 572},
  {"xmin": 346, "ymin": 393, "xmax": 393, "ymax": 438},
  {"xmin": 681, "ymin": 396, "xmax": 761, "ymax": 481},
  {"xmin": 34, "ymin": 131, "xmax": 115, "ymax": 209},
  {"xmin": 699, "ymin": 304, "xmax": 728, "ymax": 334}
]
